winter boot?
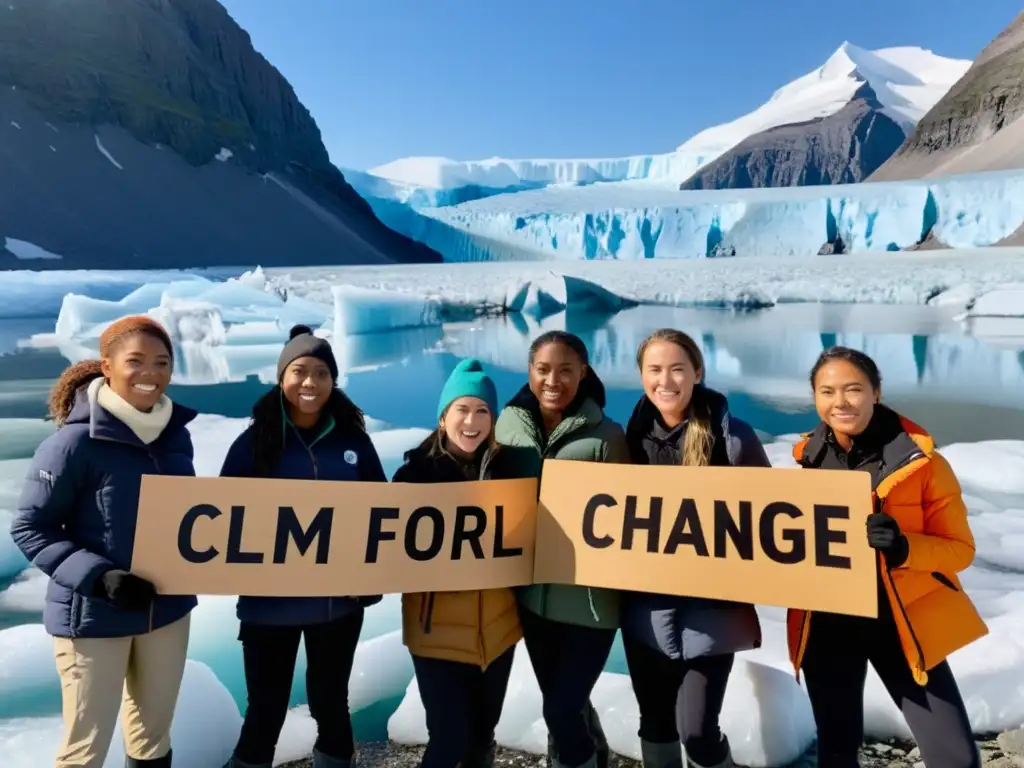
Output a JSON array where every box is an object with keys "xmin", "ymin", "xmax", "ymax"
[
  {"xmin": 463, "ymin": 740, "xmax": 498, "ymax": 768},
  {"xmin": 641, "ymin": 740, "xmax": 684, "ymax": 768},
  {"xmin": 685, "ymin": 735, "xmax": 735, "ymax": 768},
  {"xmin": 584, "ymin": 702, "xmax": 610, "ymax": 768},
  {"xmin": 552, "ymin": 752, "xmax": 600, "ymax": 768},
  {"xmin": 125, "ymin": 749, "xmax": 172, "ymax": 767},
  {"xmin": 311, "ymin": 747, "xmax": 355, "ymax": 768}
]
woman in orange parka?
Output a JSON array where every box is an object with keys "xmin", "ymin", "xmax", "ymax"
[{"xmin": 786, "ymin": 346, "xmax": 987, "ymax": 768}]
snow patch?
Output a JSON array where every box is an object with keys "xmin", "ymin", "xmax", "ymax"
[
  {"xmin": 215, "ymin": 147, "xmax": 233, "ymax": 162},
  {"xmin": 4, "ymin": 238, "xmax": 62, "ymax": 260},
  {"xmin": 94, "ymin": 134, "xmax": 123, "ymax": 170}
]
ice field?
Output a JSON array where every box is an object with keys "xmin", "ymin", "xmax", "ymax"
[{"xmin": 1, "ymin": 258, "xmax": 1024, "ymax": 766}]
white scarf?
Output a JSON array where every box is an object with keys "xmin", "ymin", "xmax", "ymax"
[{"xmin": 90, "ymin": 377, "xmax": 174, "ymax": 445}]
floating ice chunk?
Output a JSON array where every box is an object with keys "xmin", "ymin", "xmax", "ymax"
[
  {"xmin": 4, "ymin": 237, "xmax": 61, "ymax": 260},
  {"xmin": 390, "ymin": 644, "xmax": 813, "ymax": 768},
  {"xmin": 505, "ymin": 271, "xmax": 636, "ymax": 317},
  {"xmin": 0, "ymin": 458, "xmax": 31, "ymax": 580},
  {"xmin": 94, "ymin": 133, "xmax": 123, "ymax": 170},
  {"xmin": 939, "ymin": 440, "xmax": 1024, "ymax": 496},
  {"xmin": 0, "ymin": 567, "xmax": 46, "ymax": 614},
  {"xmin": 215, "ymin": 147, "xmax": 233, "ymax": 162},
  {"xmin": 331, "ymin": 285, "xmax": 441, "ymax": 336},
  {"xmin": 0, "ymin": 624, "xmax": 60, "ymax": 719},
  {"xmin": 968, "ymin": 284, "xmax": 1024, "ymax": 318}
]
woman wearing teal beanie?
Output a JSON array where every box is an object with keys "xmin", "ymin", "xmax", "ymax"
[{"xmin": 393, "ymin": 358, "xmax": 537, "ymax": 768}]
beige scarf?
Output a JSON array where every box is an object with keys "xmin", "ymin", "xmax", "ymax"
[{"xmin": 91, "ymin": 377, "xmax": 174, "ymax": 445}]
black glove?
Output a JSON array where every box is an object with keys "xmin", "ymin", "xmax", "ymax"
[
  {"xmin": 93, "ymin": 569, "xmax": 157, "ymax": 611},
  {"xmin": 866, "ymin": 512, "xmax": 909, "ymax": 568}
]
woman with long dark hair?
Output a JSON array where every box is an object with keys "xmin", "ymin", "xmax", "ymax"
[
  {"xmin": 220, "ymin": 325, "xmax": 386, "ymax": 768},
  {"xmin": 11, "ymin": 315, "xmax": 197, "ymax": 768},
  {"xmin": 494, "ymin": 330, "xmax": 629, "ymax": 768},
  {"xmin": 788, "ymin": 346, "xmax": 986, "ymax": 768},
  {"xmin": 621, "ymin": 328, "xmax": 769, "ymax": 768}
]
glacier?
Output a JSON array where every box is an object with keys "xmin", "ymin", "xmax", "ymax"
[{"xmin": 364, "ymin": 170, "xmax": 1024, "ymax": 263}]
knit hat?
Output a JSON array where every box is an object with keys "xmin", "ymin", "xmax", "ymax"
[
  {"xmin": 437, "ymin": 358, "xmax": 498, "ymax": 422},
  {"xmin": 277, "ymin": 324, "xmax": 339, "ymax": 382}
]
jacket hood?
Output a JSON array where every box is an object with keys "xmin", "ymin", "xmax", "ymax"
[
  {"xmin": 626, "ymin": 384, "xmax": 731, "ymax": 442},
  {"xmin": 793, "ymin": 404, "xmax": 936, "ymax": 490},
  {"xmin": 64, "ymin": 378, "xmax": 197, "ymax": 444}
]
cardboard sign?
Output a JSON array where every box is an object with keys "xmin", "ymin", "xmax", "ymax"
[
  {"xmin": 534, "ymin": 460, "xmax": 878, "ymax": 617},
  {"xmin": 131, "ymin": 475, "xmax": 539, "ymax": 596}
]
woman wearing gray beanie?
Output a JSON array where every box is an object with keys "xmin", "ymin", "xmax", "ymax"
[{"xmin": 220, "ymin": 325, "xmax": 386, "ymax": 768}]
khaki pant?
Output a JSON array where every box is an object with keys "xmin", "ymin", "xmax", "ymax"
[{"xmin": 52, "ymin": 613, "xmax": 191, "ymax": 767}]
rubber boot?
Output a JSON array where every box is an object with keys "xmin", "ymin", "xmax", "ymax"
[
  {"xmin": 311, "ymin": 747, "xmax": 355, "ymax": 768},
  {"xmin": 552, "ymin": 752, "xmax": 599, "ymax": 768},
  {"xmin": 641, "ymin": 740, "xmax": 685, "ymax": 768},
  {"xmin": 685, "ymin": 735, "xmax": 735, "ymax": 768},
  {"xmin": 125, "ymin": 749, "xmax": 172, "ymax": 767},
  {"xmin": 464, "ymin": 740, "xmax": 498, "ymax": 768},
  {"xmin": 584, "ymin": 702, "xmax": 610, "ymax": 768}
]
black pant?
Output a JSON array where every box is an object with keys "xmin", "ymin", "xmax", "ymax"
[
  {"xmin": 622, "ymin": 635, "xmax": 733, "ymax": 767},
  {"xmin": 232, "ymin": 611, "xmax": 364, "ymax": 765},
  {"xmin": 801, "ymin": 609, "xmax": 979, "ymax": 768},
  {"xmin": 413, "ymin": 645, "xmax": 516, "ymax": 768},
  {"xmin": 519, "ymin": 607, "xmax": 617, "ymax": 768}
]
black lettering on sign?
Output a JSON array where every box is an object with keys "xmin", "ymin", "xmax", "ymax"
[
  {"xmin": 623, "ymin": 496, "xmax": 662, "ymax": 553},
  {"xmin": 493, "ymin": 505, "xmax": 523, "ymax": 559},
  {"xmin": 760, "ymin": 502, "xmax": 805, "ymax": 564},
  {"xmin": 452, "ymin": 505, "xmax": 486, "ymax": 561},
  {"xmin": 405, "ymin": 506, "xmax": 445, "ymax": 562},
  {"xmin": 714, "ymin": 500, "xmax": 753, "ymax": 560},
  {"xmin": 664, "ymin": 499, "xmax": 709, "ymax": 557},
  {"xmin": 225, "ymin": 505, "xmax": 264, "ymax": 564},
  {"xmin": 582, "ymin": 494, "xmax": 616, "ymax": 549},
  {"xmin": 365, "ymin": 507, "xmax": 399, "ymax": 563},
  {"xmin": 273, "ymin": 506, "xmax": 333, "ymax": 565},
  {"xmin": 178, "ymin": 503, "xmax": 221, "ymax": 564},
  {"xmin": 814, "ymin": 504, "xmax": 851, "ymax": 569}
]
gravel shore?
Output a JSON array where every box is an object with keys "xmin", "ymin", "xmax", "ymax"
[{"xmin": 279, "ymin": 729, "xmax": 1024, "ymax": 768}]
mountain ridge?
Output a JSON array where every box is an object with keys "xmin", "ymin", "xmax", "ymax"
[{"xmin": 0, "ymin": 0, "xmax": 442, "ymax": 270}]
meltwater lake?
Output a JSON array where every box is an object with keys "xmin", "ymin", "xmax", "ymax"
[{"xmin": 2, "ymin": 273, "xmax": 1024, "ymax": 765}]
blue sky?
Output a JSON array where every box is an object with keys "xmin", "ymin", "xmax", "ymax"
[{"xmin": 217, "ymin": 0, "xmax": 1021, "ymax": 172}]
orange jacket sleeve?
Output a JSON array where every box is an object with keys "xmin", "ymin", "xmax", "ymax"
[{"xmin": 898, "ymin": 452, "xmax": 975, "ymax": 574}]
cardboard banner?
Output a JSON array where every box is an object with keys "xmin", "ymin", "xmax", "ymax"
[
  {"xmin": 131, "ymin": 475, "xmax": 539, "ymax": 596},
  {"xmin": 534, "ymin": 460, "xmax": 878, "ymax": 617}
]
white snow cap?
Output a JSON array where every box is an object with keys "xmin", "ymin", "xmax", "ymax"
[{"xmin": 369, "ymin": 42, "xmax": 970, "ymax": 189}]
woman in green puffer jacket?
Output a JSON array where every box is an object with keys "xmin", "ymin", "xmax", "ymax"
[{"xmin": 494, "ymin": 330, "xmax": 629, "ymax": 768}]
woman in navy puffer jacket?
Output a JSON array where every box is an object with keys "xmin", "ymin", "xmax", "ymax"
[
  {"xmin": 220, "ymin": 325, "xmax": 386, "ymax": 768},
  {"xmin": 11, "ymin": 315, "xmax": 198, "ymax": 768}
]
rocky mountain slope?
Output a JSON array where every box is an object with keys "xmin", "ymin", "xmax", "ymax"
[
  {"xmin": 679, "ymin": 43, "xmax": 969, "ymax": 191},
  {"xmin": 679, "ymin": 83, "xmax": 906, "ymax": 189},
  {"xmin": 869, "ymin": 11, "xmax": 1024, "ymax": 181},
  {"xmin": 0, "ymin": 0, "xmax": 441, "ymax": 270}
]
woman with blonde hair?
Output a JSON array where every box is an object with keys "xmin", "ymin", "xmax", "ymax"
[{"xmin": 620, "ymin": 328, "xmax": 770, "ymax": 768}]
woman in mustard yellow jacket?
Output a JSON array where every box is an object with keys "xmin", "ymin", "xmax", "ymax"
[{"xmin": 393, "ymin": 358, "xmax": 537, "ymax": 768}]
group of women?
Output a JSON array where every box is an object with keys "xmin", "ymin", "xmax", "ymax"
[{"xmin": 10, "ymin": 314, "xmax": 988, "ymax": 768}]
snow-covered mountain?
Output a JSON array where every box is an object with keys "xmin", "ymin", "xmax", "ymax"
[{"xmin": 362, "ymin": 42, "xmax": 970, "ymax": 197}]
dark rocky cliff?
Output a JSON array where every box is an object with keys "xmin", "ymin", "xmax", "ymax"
[
  {"xmin": 869, "ymin": 11, "xmax": 1024, "ymax": 180},
  {"xmin": 679, "ymin": 84, "xmax": 906, "ymax": 190},
  {"xmin": 0, "ymin": 0, "xmax": 442, "ymax": 269}
]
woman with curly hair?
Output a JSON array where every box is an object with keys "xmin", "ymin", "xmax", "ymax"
[
  {"xmin": 11, "ymin": 315, "xmax": 198, "ymax": 768},
  {"xmin": 220, "ymin": 325, "xmax": 386, "ymax": 768}
]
